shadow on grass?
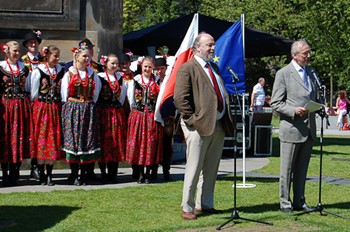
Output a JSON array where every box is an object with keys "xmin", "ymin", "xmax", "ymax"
[
  {"xmin": 218, "ymin": 175, "xmax": 279, "ymax": 183},
  {"xmin": 268, "ymin": 136, "xmax": 350, "ymax": 157},
  {"xmin": 0, "ymin": 205, "xmax": 80, "ymax": 232}
]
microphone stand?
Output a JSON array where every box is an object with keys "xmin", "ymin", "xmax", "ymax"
[
  {"xmin": 216, "ymin": 75, "xmax": 272, "ymax": 230},
  {"xmin": 295, "ymin": 86, "xmax": 349, "ymax": 219}
]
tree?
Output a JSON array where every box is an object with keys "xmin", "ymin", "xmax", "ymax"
[{"xmin": 123, "ymin": 0, "xmax": 350, "ymax": 103}]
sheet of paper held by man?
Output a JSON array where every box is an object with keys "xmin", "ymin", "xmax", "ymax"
[{"xmin": 304, "ymin": 100, "xmax": 324, "ymax": 112}]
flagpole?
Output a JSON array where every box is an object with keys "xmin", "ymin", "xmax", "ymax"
[{"xmin": 236, "ymin": 14, "xmax": 256, "ymax": 189}]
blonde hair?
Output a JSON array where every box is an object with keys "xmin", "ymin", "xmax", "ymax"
[
  {"xmin": 141, "ymin": 56, "xmax": 155, "ymax": 66},
  {"xmin": 2, "ymin": 41, "xmax": 20, "ymax": 59},
  {"xmin": 73, "ymin": 47, "xmax": 89, "ymax": 63}
]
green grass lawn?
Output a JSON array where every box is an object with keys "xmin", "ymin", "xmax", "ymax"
[{"xmin": 0, "ymin": 134, "xmax": 349, "ymax": 231}]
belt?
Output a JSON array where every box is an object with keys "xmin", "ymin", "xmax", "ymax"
[{"xmin": 68, "ymin": 97, "xmax": 93, "ymax": 103}]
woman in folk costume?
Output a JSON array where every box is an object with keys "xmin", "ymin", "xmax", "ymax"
[
  {"xmin": 97, "ymin": 54, "xmax": 127, "ymax": 183},
  {"xmin": 61, "ymin": 45, "xmax": 102, "ymax": 186},
  {"xmin": 0, "ymin": 41, "xmax": 33, "ymax": 187},
  {"xmin": 30, "ymin": 45, "xmax": 64, "ymax": 186},
  {"xmin": 126, "ymin": 56, "xmax": 163, "ymax": 184}
]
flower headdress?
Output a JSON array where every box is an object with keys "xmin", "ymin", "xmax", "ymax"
[
  {"xmin": 137, "ymin": 56, "xmax": 144, "ymax": 66},
  {"xmin": 71, "ymin": 47, "xmax": 79, "ymax": 54},
  {"xmin": 125, "ymin": 51, "xmax": 133, "ymax": 57},
  {"xmin": 79, "ymin": 42, "xmax": 88, "ymax": 50},
  {"xmin": 100, "ymin": 55, "xmax": 108, "ymax": 66},
  {"xmin": 1, "ymin": 44, "xmax": 9, "ymax": 54},
  {"xmin": 41, "ymin": 46, "xmax": 49, "ymax": 56},
  {"xmin": 157, "ymin": 46, "xmax": 169, "ymax": 58},
  {"xmin": 35, "ymin": 30, "xmax": 42, "ymax": 39}
]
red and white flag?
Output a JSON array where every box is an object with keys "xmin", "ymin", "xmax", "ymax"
[{"xmin": 155, "ymin": 13, "xmax": 199, "ymax": 125}]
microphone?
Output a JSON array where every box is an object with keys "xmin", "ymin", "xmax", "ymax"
[
  {"xmin": 310, "ymin": 67, "xmax": 322, "ymax": 89},
  {"xmin": 227, "ymin": 66, "xmax": 240, "ymax": 82}
]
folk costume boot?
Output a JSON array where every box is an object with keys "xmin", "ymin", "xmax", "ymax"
[
  {"xmin": 30, "ymin": 158, "xmax": 40, "ymax": 180},
  {"xmin": 46, "ymin": 164, "xmax": 55, "ymax": 186},
  {"xmin": 132, "ymin": 164, "xmax": 140, "ymax": 180},
  {"xmin": 70, "ymin": 163, "xmax": 81, "ymax": 186},
  {"xmin": 87, "ymin": 162, "xmax": 97, "ymax": 181},
  {"xmin": 163, "ymin": 170, "xmax": 172, "ymax": 182},
  {"xmin": 1, "ymin": 163, "xmax": 10, "ymax": 187},
  {"xmin": 98, "ymin": 162, "xmax": 107, "ymax": 184},
  {"xmin": 38, "ymin": 164, "xmax": 46, "ymax": 185},
  {"xmin": 144, "ymin": 166, "xmax": 151, "ymax": 184},
  {"xmin": 107, "ymin": 162, "xmax": 118, "ymax": 183},
  {"xmin": 137, "ymin": 165, "xmax": 145, "ymax": 184},
  {"xmin": 80, "ymin": 163, "xmax": 88, "ymax": 186},
  {"xmin": 150, "ymin": 164, "xmax": 158, "ymax": 181},
  {"xmin": 15, "ymin": 162, "xmax": 22, "ymax": 180},
  {"xmin": 9, "ymin": 163, "xmax": 18, "ymax": 186}
]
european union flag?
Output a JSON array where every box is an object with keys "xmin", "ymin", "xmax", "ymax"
[{"xmin": 213, "ymin": 18, "xmax": 245, "ymax": 94}]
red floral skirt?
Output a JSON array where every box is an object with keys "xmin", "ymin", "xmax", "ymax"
[
  {"xmin": 32, "ymin": 100, "xmax": 62, "ymax": 161},
  {"xmin": 98, "ymin": 106, "xmax": 126, "ymax": 162},
  {"xmin": 126, "ymin": 108, "xmax": 163, "ymax": 166},
  {"xmin": 0, "ymin": 96, "xmax": 33, "ymax": 163}
]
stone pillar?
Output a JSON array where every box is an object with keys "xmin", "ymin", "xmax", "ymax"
[{"xmin": 86, "ymin": 0, "xmax": 123, "ymax": 58}]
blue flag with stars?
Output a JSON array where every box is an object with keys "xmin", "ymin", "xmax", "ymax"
[{"xmin": 213, "ymin": 18, "xmax": 245, "ymax": 94}]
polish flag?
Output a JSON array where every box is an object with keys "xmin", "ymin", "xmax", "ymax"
[{"xmin": 155, "ymin": 13, "xmax": 199, "ymax": 125}]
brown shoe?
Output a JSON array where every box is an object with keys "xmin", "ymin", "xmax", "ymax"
[
  {"xmin": 181, "ymin": 211, "xmax": 197, "ymax": 220},
  {"xmin": 195, "ymin": 208, "xmax": 223, "ymax": 214}
]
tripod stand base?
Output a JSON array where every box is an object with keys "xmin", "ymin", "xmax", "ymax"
[
  {"xmin": 235, "ymin": 183, "xmax": 256, "ymax": 188},
  {"xmin": 216, "ymin": 210, "xmax": 273, "ymax": 230},
  {"xmin": 295, "ymin": 203, "xmax": 350, "ymax": 219}
]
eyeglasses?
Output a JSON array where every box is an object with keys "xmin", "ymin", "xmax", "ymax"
[{"xmin": 298, "ymin": 50, "xmax": 311, "ymax": 56}]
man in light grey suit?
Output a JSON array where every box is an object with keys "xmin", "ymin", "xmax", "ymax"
[
  {"xmin": 271, "ymin": 39, "xmax": 320, "ymax": 213},
  {"xmin": 174, "ymin": 32, "xmax": 234, "ymax": 220}
]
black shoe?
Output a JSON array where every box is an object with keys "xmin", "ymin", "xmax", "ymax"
[
  {"xmin": 67, "ymin": 174, "xmax": 74, "ymax": 184},
  {"xmin": 163, "ymin": 173, "xmax": 172, "ymax": 182},
  {"xmin": 281, "ymin": 207, "xmax": 293, "ymax": 213},
  {"xmin": 47, "ymin": 177, "xmax": 55, "ymax": 186},
  {"xmin": 137, "ymin": 177, "xmax": 145, "ymax": 184},
  {"xmin": 73, "ymin": 178, "xmax": 81, "ymax": 186},
  {"xmin": 30, "ymin": 167, "xmax": 40, "ymax": 180},
  {"xmin": 87, "ymin": 172, "xmax": 98, "ymax": 181},
  {"xmin": 293, "ymin": 204, "xmax": 315, "ymax": 212}
]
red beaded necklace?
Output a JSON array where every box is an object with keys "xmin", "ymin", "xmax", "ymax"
[
  {"xmin": 75, "ymin": 65, "xmax": 89, "ymax": 87},
  {"xmin": 141, "ymin": 74, "xmax": 153, "ymax": 89},
  {"xmin": 105, "ymin": 70, "xmax": 120, "ymax": 93},
  {"xmin": 6, "ymin": 60, "xmax": 20, "ymax": 76},
  {"xmin": 45, "ymin": 62, "xmax": 58, "ymax": 80}
]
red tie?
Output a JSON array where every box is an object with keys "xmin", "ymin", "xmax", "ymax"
[{"xmin": 205, "ymin": 63, "xmax": 223, "ymax": 112}]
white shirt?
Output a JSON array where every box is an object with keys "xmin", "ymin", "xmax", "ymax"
[
  {"xmin": 61, "ymin": 66, "xmax": 102, "ymax": 103},
  {"xmin": 30, "ymin": 63, "xmax": 62, "ymax": 101},
  {"xmin": 252, "ymin": 83, "xmax": 265, "ymax": 106},
  {"xmin": 292, "ymin": 59, "xmax": 310, "ymax": 90}
]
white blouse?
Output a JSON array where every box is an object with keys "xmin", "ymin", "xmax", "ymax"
[
  {"xmin": 30, "ymin": 63, "xmax": 63, "ymax": 101},
  {"xmin": 61, "ymin": 66, "xmax": 102, "ymax": 103}
]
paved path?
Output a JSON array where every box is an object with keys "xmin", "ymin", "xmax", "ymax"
[{"xmin": 1, "ymin": 154, "xmax": 349, "ymax": 194}]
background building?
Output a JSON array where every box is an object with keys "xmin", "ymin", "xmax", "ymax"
[{"xmin": 0, "ymin": 0, "xmax": 123, "ymax": 62}]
